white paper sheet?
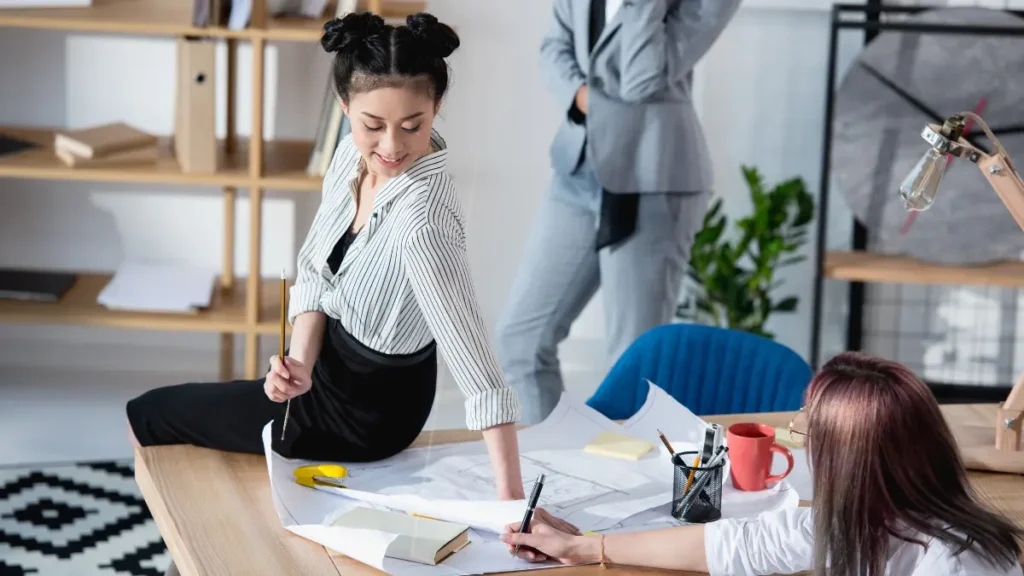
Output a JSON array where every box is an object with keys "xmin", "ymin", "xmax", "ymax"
[
  {"xmin": 97, "ymin": 261, "xmax": 215, "ymax": 313},
  {"xmin": 263, "ymin": 381, "xmax": 802, "ymax": 575}
]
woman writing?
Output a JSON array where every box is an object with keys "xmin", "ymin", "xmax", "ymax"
[
  {"xmin": 127, "ymin": 12, "xmax": 573, "ymax": 532},
  {"xmin": 501, "ymin": 352, "xmax": 1023, "ymax": 575}
]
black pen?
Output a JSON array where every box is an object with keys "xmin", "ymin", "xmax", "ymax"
[{"xmin": 513, "ymin": 473, "xmax": 545, "ymax": 558}]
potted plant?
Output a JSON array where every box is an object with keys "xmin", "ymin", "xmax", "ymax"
[{"xmin": 677, "ymin": 166, "xmax": 816, "ymax": 339}]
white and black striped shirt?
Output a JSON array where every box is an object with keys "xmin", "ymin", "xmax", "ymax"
[{"xmin": 288, "ymin": 130, "xmax": 521, "ymax": 431}]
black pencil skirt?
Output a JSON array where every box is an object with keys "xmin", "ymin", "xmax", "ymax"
[{"xmin": 126, "ymin": 318, "xmax": 437, "ymax": 462}]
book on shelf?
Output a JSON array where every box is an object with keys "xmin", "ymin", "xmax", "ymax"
[
  {"xmin": 303, "ymin": 0, "xmax": 357, "ymax": 176},
  {"xmin": 192, "ymin": 0, "xmax": 232, "ymax": 27},
  {"xmin": 0, "ymin": 269, "xmax": 75, "ymax": 303},
  {"xmin": 53, "ymin": 122, "xmax": 157, "ymax": 160},
  {"xmin": 329, "ymin": 506, "xmax": 470, "ymax": 566},
  {"xmin": 306, "ymin": 82, "xmax": 350, "ymax": 177},
  {"xmin": 54, "ymin": 145, "xmax": 159, "ymax": 168}
]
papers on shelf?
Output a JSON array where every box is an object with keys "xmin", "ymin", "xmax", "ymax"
[
  {"xmin": 97, "ymin": 262, "xmax": 215, "ymax": 313},
  {"xmin": 264, "ymin": 381, "xmax": 804, "ymax": 575}
]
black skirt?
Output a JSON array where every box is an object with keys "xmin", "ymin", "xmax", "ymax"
[{"xmin": 126, "ymin": 317, "xmax": 437, "ymax": 462}]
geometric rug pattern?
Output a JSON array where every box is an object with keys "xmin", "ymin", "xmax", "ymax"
[{"xmin": 0, "ymin": 460, "xmax": 169, "ymax": 576}]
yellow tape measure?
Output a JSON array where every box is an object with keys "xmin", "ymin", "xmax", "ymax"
[{"xmin": 293, "ymin": 464, "xmax": 348, "ymax": 488}]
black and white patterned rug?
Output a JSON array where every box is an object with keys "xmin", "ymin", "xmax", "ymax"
[{"xmin": 0, "ymin": 460, "xmax": 170, "ymax": 576}]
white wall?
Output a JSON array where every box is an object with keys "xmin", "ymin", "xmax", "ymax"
[{"xmin": 0, "ymin": 1, "xmax": 860, "ymax": 386}]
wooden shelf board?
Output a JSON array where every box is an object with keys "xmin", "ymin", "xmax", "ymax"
[
  {"xmin": 0, "ymin": 0, "xmax": 428, "ymax": 41},
  {"xmin": 0, "ymin": 126, "xmax": 322, "ymax": 191},
  {"xmin": 266, "ymin": 2, "xmax": 428, "ymax": 41},
  {"xmin": 0, "ymin": 0, "xmax": 249, "ymax": 39},
  {"xmin": 824, "ymin": 251, "xmax": 1024, "ymax": 288},
  {"xmin": 0, "ymin": 273, "xmax": 290, "ymax": 334}
]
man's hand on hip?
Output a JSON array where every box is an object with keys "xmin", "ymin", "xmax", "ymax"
[{"xmin": 574, "ymin": 84, "xmax": 588, "ymax": 115}]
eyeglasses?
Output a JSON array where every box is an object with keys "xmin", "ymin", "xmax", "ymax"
[{"xmin": 788, "ymin": 406, "xmax": 809, "ymax": 445}]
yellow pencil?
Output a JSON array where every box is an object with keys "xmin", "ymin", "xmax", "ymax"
[
  {"xmin": 684, "ymin": 455, "xmax": 700, "ymax": 494},
  {"xmin": 280, "ymin": 269, "xmax": 290, "ymax": 441}
]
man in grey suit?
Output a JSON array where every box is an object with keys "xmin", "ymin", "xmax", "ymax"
[{"xmin": 496, "ymin": 0, "xmax": 742, "ymax": 424}]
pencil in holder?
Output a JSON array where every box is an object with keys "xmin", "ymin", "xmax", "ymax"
[{"xmin": 671, "ymin": 450, "xmax": 726, "ymax": 523}]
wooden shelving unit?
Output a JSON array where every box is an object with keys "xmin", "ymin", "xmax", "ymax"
[
  {"xmin": 0, "ymin": 0, "xmax": 422, "ymax": 41},
  {"xmin": 0, "ymin": 0, "xmax": 425, "ymax": 378}
]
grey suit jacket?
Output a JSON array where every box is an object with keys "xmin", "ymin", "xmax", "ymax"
[{"xmin": 541, "ymin": 0, "xmax": 741, "ymax": 193}]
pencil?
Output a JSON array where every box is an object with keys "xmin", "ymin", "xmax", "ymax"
[
  {"xmin": 280, "ymin": 269, "xmax": 290, "ymax": 441},
  {"xmin": 684, "ymin": 455, "xmax": 700, "ymax": 494},
  {"xmin": 657, "ymin": 429, "xmax": 675, "ymax": 456}
]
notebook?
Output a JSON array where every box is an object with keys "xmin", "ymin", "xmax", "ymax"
[
  {"xmin": 55, "ymin": 144, "xmax": 158, "ymax": 168},
  {"xmin": 330, "ymin": 507, "xmax": 469, "ymax": 566},
  {"xmin": 54, "ymin": 122, "xmax": 157, "ymax": 159},
  {"xmin": 0, "ymin": 269, "xmax": 75, "ymax": 302},
  {"xmin": 583, "ymin": 431, "xmax": 655, "ymax": 460}
]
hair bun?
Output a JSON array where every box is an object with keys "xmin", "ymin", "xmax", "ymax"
[
  {"xmin": 321, "ymin": 12, "xmax": 385, "ymax": 53},
  {"xmin": 406, "ymin": 13, "xmax": 460, "ymax": 58}
]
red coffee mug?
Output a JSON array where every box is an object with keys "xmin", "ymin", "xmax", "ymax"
[{"xmin": 727, "ymin": 423, "xmax": 794, "ymax": 491}]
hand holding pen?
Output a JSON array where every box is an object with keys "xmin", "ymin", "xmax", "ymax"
[
  {"xmin": 503, "ymin": 474, "xmax": 581, "ymax": 561},
  {"xmin": 512, "ymin": 474, "xmax": 545, "ymax": 558}
]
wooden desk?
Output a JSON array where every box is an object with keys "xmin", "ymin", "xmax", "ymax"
[{"xmin": 135, "ymin": 404, "xmax": 1024, "ymax": 575}]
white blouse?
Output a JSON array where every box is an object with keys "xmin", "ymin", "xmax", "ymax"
[
  {"xmin": 705, "ymin": 507, "xmax": 1024, "ymax": 576},
  {"xmin": 288, "ymin": 129, "xmax": 521, "ymax": 431}
]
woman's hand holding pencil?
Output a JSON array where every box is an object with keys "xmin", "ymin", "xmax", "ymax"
[{"xmin": 264, "ymin": 355, "xmax": 312, "ymax": 403}]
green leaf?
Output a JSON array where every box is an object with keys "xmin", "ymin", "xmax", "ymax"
[{"xmin": 773, "ymin": 296, "xmax": 799, "ymax": 312}]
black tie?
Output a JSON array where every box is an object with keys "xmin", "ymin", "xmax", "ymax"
[
  {"xmin": 589, "ymin": 0, "xmax": 605, "ymax": 50},
  {"xmin": 588, "ymin": 0, "xmax": 640, "ymax": 251}
]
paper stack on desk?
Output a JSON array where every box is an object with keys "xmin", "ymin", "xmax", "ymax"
[
  {"xmin": 263, "ymin": 382, "xmax": 805, "ymax": 575},
  {"xmin": 98, "ymin": 262, "xmax": 215, "ymax": 313}
]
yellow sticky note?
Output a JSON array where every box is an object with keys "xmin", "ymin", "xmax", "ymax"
[{"xmin": 583, "ymin": 431, "xmax": 655, "ymax": 461}]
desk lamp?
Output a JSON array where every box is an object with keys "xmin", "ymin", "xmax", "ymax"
[{"xmin": 901, "ymin": 111, "xmax": 1024, "ymax": 474}]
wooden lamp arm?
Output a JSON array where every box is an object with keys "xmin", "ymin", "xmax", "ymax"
[{"xmin": 932, "ymin": 112, "xmax": 1024, "ymax": 456}]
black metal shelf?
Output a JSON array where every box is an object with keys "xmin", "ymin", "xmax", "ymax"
[{"xmin": 809, "ymin": 2, "xmax": 1024, "ymax": 403}]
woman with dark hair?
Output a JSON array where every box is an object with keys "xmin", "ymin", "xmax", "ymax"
[
  {"xmin": 500, "ymin": 352, "xmax": 1024, "ymax": 575},
  {"xmin": 126, "ymin": 12, "xmax": 573, "ymax": 533}
]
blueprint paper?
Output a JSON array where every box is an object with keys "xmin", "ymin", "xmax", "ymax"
[
  {"xmin": 262, "ymin": 382, "xmax": 801, "ymax": 575},
  {"xmin": 304, "ymin": 396, "xmax": 678, "ymax": 533}
]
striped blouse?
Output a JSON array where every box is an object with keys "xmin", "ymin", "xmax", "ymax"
[{"xmin": 288, "ymin": 129, "xmax": 522, "ymax": 431}]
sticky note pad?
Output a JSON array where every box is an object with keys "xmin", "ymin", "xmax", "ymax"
[{"xmin": 583, "ymin": 431, "xmax": 655, "ymax": 460}]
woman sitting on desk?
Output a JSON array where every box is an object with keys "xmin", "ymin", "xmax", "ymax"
[
  {"xmin": 501, "ymin": 352, "xmax": 1024, "ymax": 576},
  {"xmin": 126, "ymin": 11, "xmax": 574, "ymax": 532}
]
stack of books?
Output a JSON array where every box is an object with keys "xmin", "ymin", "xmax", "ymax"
[{"xmin": 53, "ymin": 122, "xmax": 159, "ymax": 168}]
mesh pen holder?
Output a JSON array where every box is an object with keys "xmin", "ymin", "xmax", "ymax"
[{"xmin": 671, "ymin": 450, "xmax": 727, "ymax": 524}]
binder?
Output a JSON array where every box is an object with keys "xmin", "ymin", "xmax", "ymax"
[{"xmin": 174, "ymin": 37, "xmax": 217, "ymax": 174}]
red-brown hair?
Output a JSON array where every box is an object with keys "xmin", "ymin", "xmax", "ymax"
[{"xmin": 807, "ymin": 351, "xmax": 1021, "ymax": 575}]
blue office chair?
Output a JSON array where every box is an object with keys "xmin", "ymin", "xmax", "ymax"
[{"xmin": 586, "ymin": 323, "xmax": 813, "ymax": 419}]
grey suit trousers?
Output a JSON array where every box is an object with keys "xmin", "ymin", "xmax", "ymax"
[{"xmin": 496, "ymin": 157, "xmax": 708, "ymax": 424}]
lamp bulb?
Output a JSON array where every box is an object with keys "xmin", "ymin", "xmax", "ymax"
[{"xmin": 899, "ymin": 147, "xmax": 948, "ymax": 211}]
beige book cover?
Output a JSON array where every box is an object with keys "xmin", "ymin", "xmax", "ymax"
[
  {"xmin": 583, "ymin": 430, "xmax": 655, "ymax": 460},
  {"xmin": 53, "ymin": 122, "xmax": 157, "ymax": 159},
  {"xmin": 330, "ymin": 507, "xmax": 469, "ymax": 566},
  {"xmin": 54, "ymin": 144, "xmax": 158, "ymax": 168}
]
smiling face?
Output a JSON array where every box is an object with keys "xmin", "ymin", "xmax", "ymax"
[{"xmin": 341, "ymin": 83, "xmax": 439, "ymax": 179}]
